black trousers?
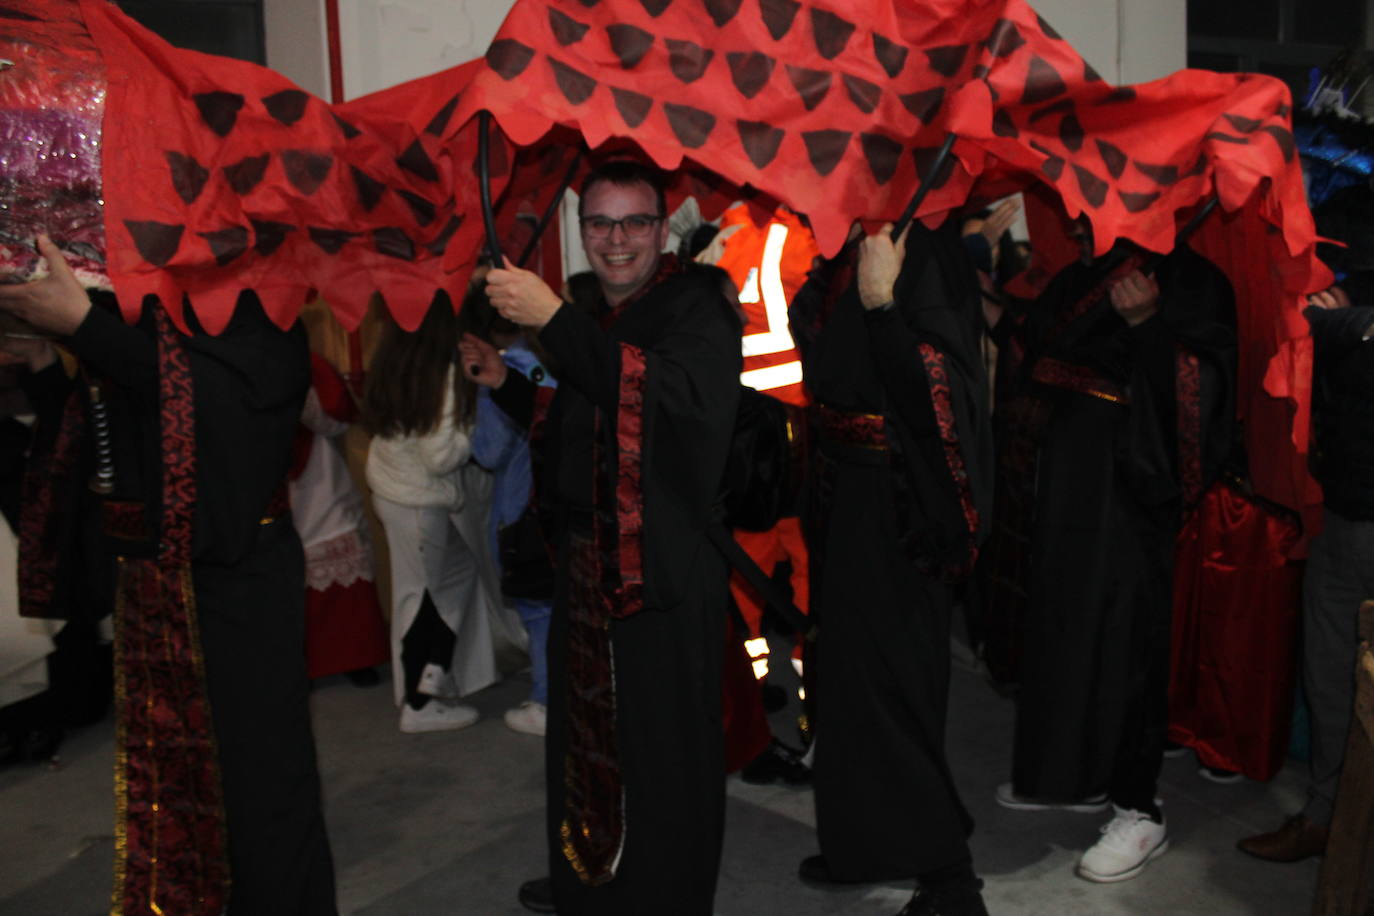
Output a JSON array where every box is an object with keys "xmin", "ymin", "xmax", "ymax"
[{"xmin": 194, "ymin": 519, "xmax": 337, "ymax": 915}]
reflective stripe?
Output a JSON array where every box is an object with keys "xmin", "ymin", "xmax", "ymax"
[
  {"xmin": 741, "ymin": 223, "xmax": 796, "ymax": 358},
  {"xmin": 751, "ymin": 657, "xmax": 770, "ymax": 680},
  {"xmin": 740, "ymin": 360, "xmax": 803, "ymax": 391},
  {"xmin": 738, "ymin": 266, "xmax": 760, "ymax": 303},
  {"xmin": 744, "ymin": 637, "xmax": 770, "ymax": 659}
]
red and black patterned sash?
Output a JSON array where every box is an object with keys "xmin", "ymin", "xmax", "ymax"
[
  {"xmin": 1030, "ymin": 357, "xmax": 1130, "ymax": 405},
  {"xmin": 17, "ymin": 372, "xmax": 85, "ymax": 619},
  {"xmin": 814, "ymin": 403, "xmax": 887, "ymax": 450},
  {"xmin": 608, "ymin": 344, "xmax": 647, "ymax": 615},
  {"xmin": 112, "ymin": 305, "xmax": 229, "ymax": 916},
  {"xmin": 103, "ymin": 501, "xmax": 151, "ymax": 542},
  {"xmin": 1175, "ymin": 347, "xmax": 1203, "ymax": 509},
  {"xmin": 918, "ymin": 343, "xmax": 981, "ymax": 577},
  {"xmin": 559, "ymin": 529, "xmax": 626, "ymax": 884}
]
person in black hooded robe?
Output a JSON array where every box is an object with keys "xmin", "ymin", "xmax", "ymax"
[
  {"xmin": 984, "ymin": 226, "xmax": 1235, "ymax": 883},
  {"xmin": 790, "ymin": 219, "xmax": 993, "ymax": 916}
]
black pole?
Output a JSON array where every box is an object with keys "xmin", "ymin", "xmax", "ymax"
[
  {"xmin": 1181, "ymin": 194, "xmax": 1221, "ymax": 240},
  {"xmin": 1086, "ymin": 193, "xmax": 1220, "ymax": 286},
  {"xmin": 893, "ymin": 132, "xmax": 957, "ymax": 239},
  {"xmin": 1141, "ymin": 194, "xmax": 1219, "ymax": 276},
  {"xmin": 477, "ymin": 111, "xmax": 504, "ymax": 267},
  {"xmin": 516, "ymin": 148, "xmax": 583, "ymax": 268},
  {"xmin": 1057, "ymin": 194, "xmax": 1223, "ymax": 347}
]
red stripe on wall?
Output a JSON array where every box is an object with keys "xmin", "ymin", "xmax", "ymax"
[{"xmin": 324, "ymin": 0, "xmax": 344, "ymax": 103}]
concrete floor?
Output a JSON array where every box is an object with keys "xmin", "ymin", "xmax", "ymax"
[{"xmin": 0, "ymin": 645, "xmax": 1322, "ymax": 915}]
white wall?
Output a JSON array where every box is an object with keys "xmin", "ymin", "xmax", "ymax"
[
  {"xmin": 1117, "ymin": 0, "xmax": 1188, "ymax": 85},
  {"xmin": 1032, "ymin": 0, "xmax": 1187, "ymax": 86},
  {"xmin": 266, "ymin": 0, "xmax": 1185, "ymax": 108},
  {"xmin": 263, "ymin": 0, "xmax": 516, "ymax": 102},
  {"xmin": 336, "ymin": 0, "xmax": 514, "ymax": 99},
  {"xmin": 263, "ymin": 0, "xmax": 330, "ymax": 99}
]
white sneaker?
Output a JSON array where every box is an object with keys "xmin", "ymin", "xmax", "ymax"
[
  {"xmin": 504, "ymin": 700, "xmax": 547, "ymax": 737},
  {"xmin": 1197, "ymin": 765, "xmax": 1244, "ymax": 785},
  {"xmin": 399, "ymin": 700, "xmax": 479, "ymax": 734},
  {"xmin": 995, "ymin": 782, "xmax": 1110, "ymax": 813},
  {"xmin": 1077, "ymin": 805, "xmax": 1169, "ymax": 883},
  {"xmin": 417, "ymin": 662, "xmax": 457, "ymax": 698}
]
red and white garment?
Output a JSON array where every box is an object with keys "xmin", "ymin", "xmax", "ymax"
[{"xmin": 289, "ymin": 353, "xmax": 388, "ymax": 679}]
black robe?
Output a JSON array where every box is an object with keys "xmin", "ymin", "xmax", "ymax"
[
  {"xmin": 796, "ymin": 224, "xmax": 992, "ymax": 880},
  {"xmin": 22, "ymin": 293, "xmax": 336, "ymax": 915},
  {"xmin": 997, "ymin": 248, "xmax": 1236, "ymax": 805},
  {"xmin": 495, "ymin": 264, "xmax": 741, "ymax": 915}
]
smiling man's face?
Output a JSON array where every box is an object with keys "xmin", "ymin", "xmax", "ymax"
[{"xmin": 580, "ymin": 179, "xmax": 669, "ymax": 306}]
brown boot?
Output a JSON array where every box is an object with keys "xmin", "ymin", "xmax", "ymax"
[{"xmin": 1237, "ymin": 814, "xmax": 1329, "ymax": 862}]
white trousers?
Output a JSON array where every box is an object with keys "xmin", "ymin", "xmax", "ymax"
[{"xmin": 373, "ymin": 494, "xmax": 500, "ymax": 707}]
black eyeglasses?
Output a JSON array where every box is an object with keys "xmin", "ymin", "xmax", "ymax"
[{"xmin": 579, "ymin": 213, "xmax": 663, "ymax": 239}]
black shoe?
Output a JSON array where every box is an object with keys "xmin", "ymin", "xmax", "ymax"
[
  {"xmin": 22, "ymin": 727, "xmax": 62, "ymax": 763},
  {"xmin": 798, "ymin": 854, "xmax": 866, "ymax": 888},
  {"xmin": 741, "ymin": 739, "xmax": 811, "ymax": 786},
  {"xmin": 345, "ymin": 667, "xmax": 382, "ymax": 688},
  {"xmin": 761, "ymin": 680, "xmax": 788, "ymax": 713},
  {"xmin": 898, "ymin": 881, "xmax": 989, "ymax": 916},
  {"xmin": 0, "ymin": 730, "xmax": 19, "ymax": 768},
  {"xmin": 517, "ymin": 876, "xmax": 556, "ymax": 913}
]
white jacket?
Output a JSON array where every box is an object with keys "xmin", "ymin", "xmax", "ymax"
[{"xmin": 365, "ymin": 365, "xmax": 471, "ymax": 508}]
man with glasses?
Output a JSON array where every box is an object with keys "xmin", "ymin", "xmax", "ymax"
[{"xmin": 461, "ymin": 160, "xmax": 742, "ymax": 915}]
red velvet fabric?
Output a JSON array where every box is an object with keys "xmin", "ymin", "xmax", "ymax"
[
  {"xmin": 309, "ymin": 352, "xmax": 356, "ymax": 423},
  {"xmin": 1168, "ymin": 481, "xmax": 1303, "ymax": 781},
  {"xmin": 303, "ymin": 578, "xmax": 388, "ymax": 680}
]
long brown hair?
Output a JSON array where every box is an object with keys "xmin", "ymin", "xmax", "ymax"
[{"xmin": 364, "ymin": 291, "xmax": 474, "ymax": 438}]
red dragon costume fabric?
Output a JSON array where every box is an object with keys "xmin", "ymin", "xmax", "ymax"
[{"xmin": 3, "ymin": 0, "xmax": 1328, "ymax": 502}]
